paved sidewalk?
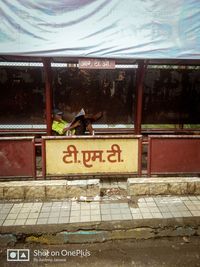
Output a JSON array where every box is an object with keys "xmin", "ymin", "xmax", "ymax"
[{"xmin": 1, "ymin": 195, "xmax": 200, "ymax": 227}]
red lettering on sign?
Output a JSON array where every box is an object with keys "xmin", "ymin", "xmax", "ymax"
[
  {"xmin": 62, "ymin": 144, "xmax": 123, "ymax": 167},
  {"xmin": 63, "ymin": 145, "xmax": 78, "ymax": 163}
]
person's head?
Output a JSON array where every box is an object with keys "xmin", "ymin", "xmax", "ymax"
[{"xmin": 52, "ymin": 109, "xmax": 63, "ymax": 121}]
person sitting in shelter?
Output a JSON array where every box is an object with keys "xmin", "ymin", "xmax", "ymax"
[{"xmin": 52, "ymin": 108, "xmax": 102, "ymax": 135}]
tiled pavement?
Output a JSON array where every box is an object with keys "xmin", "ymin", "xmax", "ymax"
[{"xmin": 0, "ymin": 196, "xmax": 200, "ymax": 227}]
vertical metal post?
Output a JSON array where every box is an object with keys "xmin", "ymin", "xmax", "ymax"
[
  {"xmin": 134, "ymin": 60, "xmax": 147, "ymax": 135},
  {"xmin": 43, "ymin": 58, "xmax": 53, "ymax": 135}
]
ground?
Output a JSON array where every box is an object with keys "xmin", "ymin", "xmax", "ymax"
[{"xmin": 0, "ymin": 237, "xmax": 200, "ymax": 267}]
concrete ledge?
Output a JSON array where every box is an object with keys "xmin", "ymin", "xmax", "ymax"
[
  {"xmin": 128, "ymin": 177, "xmax": 200, "ymax": 196},
  {"xmin": 0, "ymin": 179, "xmax": 100, "ymax": 201},
  {"xmin": 0, "ymin": 217, "xmax": 199, "ymax": 245}
]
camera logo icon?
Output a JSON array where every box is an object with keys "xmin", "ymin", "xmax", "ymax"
[{"xmin": 7, "ymin": 249, "xmax": 30, "ymax": 262}]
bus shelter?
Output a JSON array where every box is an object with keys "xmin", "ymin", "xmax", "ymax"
[{"xmin": 0, "ymin": 0, "xmax": 199, "ymax": 179}]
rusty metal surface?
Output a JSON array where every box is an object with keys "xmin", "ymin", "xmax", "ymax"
[
  {"xmin": 0, "ymin": 138, "xmax": 35, "ymax": 177},
  {"xmin": 148, "ymin": 135, "xmax": 200, "ymax": 175}
]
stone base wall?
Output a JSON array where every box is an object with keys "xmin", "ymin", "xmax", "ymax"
[
  {"xmin": 0, "ymin": 177, "xmax": 200, "ymax": 201},
  {"xmin": 128, "ymin": 177, "xmax": 200, "ymax": 196},
  {"xmin": 0, "ymin": 180, "xmax": 100, "ymax": 201}
]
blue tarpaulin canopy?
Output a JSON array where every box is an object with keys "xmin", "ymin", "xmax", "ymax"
[{"xmin": 0, "ymin": 0, "xmax": 199, "ymax": 60}]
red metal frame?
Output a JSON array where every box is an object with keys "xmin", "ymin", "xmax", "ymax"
[
  {"xmin": 148, "ymin": 135, "xmax": 200, "ymax": 176},
  {"xmin": 135, "ymin": 60, "xmax": 147, "ymax": 135},
  {"xmin": 0, "ymin": 137, "xmax": 36, "ymax": 179},
  {"xmin": 42, "ymin": 135, "xmax": 142, "ymax": 178},
  {"xmin": 138, "ymin": 136, "xmax": 142, "ymax": 176},
  {"xmin": 43, "ymin": 58, "xmax": 53, "ymax": 136}
]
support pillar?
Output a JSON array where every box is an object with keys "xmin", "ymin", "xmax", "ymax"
[
  {"xmin": 43, "ymin": 58, "xmax": 53, "ymax": 135},
  {"xmin": 134, "ymin": 60, "xmax": 147, "ymax": 135}
]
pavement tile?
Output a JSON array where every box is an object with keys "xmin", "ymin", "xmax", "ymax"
[
  {"xmin": 191, "ymin": 201, "xmax": 200, "ymax": 205},
  {"xmin": 101, "ymin": 204, "xmax": 111, "ymax": 209},
  {"xmin": 152, "ymin": 213, "xmax": 163, "ymax": 218},
  {"xmin": 139, "ymin": 207, "xmax": 151, "ymax": 213},
  {"xmin": 3, "ymin": 219, "xmax": 15, "ymax": 226},
  {"xmin": 90, "ymin": 215, "xmax": 101, "ymax": 221},
  {"xmin": 61, "ymin": 202, "xmax": 71, "ymax": 208},
  {"xmin": 149, "ymin": 207, "xmax": 160, "ymax": 212},
  {"xmin": 131, "ymin": 213, "xmax": 143, "ymax": 219},
  {"xmin": 188, "ymin": 196, "xmax": 198, "ymax": 200},
  {"xmin": 49, "ymin": 212, "xmax": 60, "ymax": 218},
  {"xmin": 110, "ymin": 209, "xmax": 121, "ymax": 215},
  {"xmin": 70, "ymin": 217, "xmax": 80, "ymax": 223},
  {"xmin": 142, "ymin": 213, "xmax": 153, "ymax": 219},
  {"xmin": 60, "ymin": 206, "xmax": 71, "ymax": 210},
  {"xmin": 80, "ymin": 216, "xmax": 91, "ymax": 222},
  {"xmin": 37, "ymin": 218, "xmax": 48, "ymax": 225},
  {"xmin": 80, "ymin": 211, "xmax": 91, "ymax": 218},
  {"xmin": 47, "ymin": 217, "xmax": 59, "ymax": 224},
  {"xmin": 41, "ymin": 207, "xmax": 52, "ymax": 212},
  {"xmin": 195, "ymin": 205, "xmax": 200, "ymax": 210},
  {"xmin": 23, "ymin": 203, "xmax": 33, "ymax": 208},
  {"xmin": 31, "ymin": 208, "xmax": 42, "ymax": 213},
  {"xmin": 20, "ymin": 208, "xmax": 31, "ymax": 213},
  {"xmin": 14, "ymin": 219, "xmax": 26, "ymax": 225},
  {"xmin": 161, "ymin": 213, "xmax": 173, "ymax": 218},
  {"xmin": 120, "ymin": 209, "xmax": 131, "ymax": 215},
  {"xmin": 51, "ymin": 207, "xmax": 61, "ymax": 212},
  {"xmin": 158, "ymin": 207, "xmax": 170, "ymax": 212},
  {"xmin": 0, "ymin": 214, "xmax": 8, "ymax": 220},
  {"xmin": 58, "ymin": 217, "xmax": 69, "ymax": 223},
  {"xmin": 190, "ymin": 210, "xmax": 200, "ymax": 216},
  {"xmin": 28, "ymin": 213, "xmax": 39, "ymax": 219},
  {"xmin": 71, "ymin": 206, "xmax": 81, "ymax": 211},
  {"xmin": 52, "ymin": 202, "xmax": 62, "ymax": 207},
  {"xmin": 90, "ymin": 205, "xmax": 100, "ymax": 210},
  {"xmin": 42, "ymin": 203, "xmax": 53, "ymax": 207},
  {"xmin": 33, "ymin": 203, "xmax": 43, "ymax": 207},
  {"xmin": 181, "ymin": 211, "xmax": 192, "ymax": 217},
  {"xmin": 81, "ymin": 203, "xmax": 91, "ymax": 208},
  {"xmin": 138, "ymin": 198, "xmax": 146, "ymax": 203},
  {"xmin": 121, "ymin": 214, "xmax": 132, "ymax": 220},
  {"xmin": 111, "ymin": 214, "xmax": 123, "ymax": 220},
  {"xmin": 90, "ymin": 209, "xmax": 100, "ymax": 215},
  {"xmin": 102, "ymin": 215, "xmax": 112, "ymax": 221},
  {"xmin": 110, "ymin": 204, "xmax": 120, "ymax": 209},
  {"xmin": 17, "ymin": 213, "xmax": 29, "ymax": 219},
  {"xmin": 171, "ymin": 212, "xmax": 182, "ymax": 217},
  {"xmin": 180, "ymin": 197, "xmax": 190, "ymax": 201},
  {"xmin": 0, "ymin": 195, "xmax": 199, "ymax": 227},
  {"xmin": 59, "ymin": 212, "xmax": 70, "ymax": 217},
  {"xmin": 25, "ymin": 219, "xmax": 37, "ymax": 225},
  {"xmin": 130, "ymin": 208, "xmax": 141, "ymax": 214},
  {"xmin": 3, "ymin": 204, "xmax": 13, "ymax": 209},
  {"xmin": 101, "ymin": 209, "xmax": 111, "ymax": 215},
  {"xmin": 119, "ymin": 203, "xmax": 129, "ymax": 208},
  {"xmin": 138, "ymin": 203, "xmax": 148, "ymax": 208},
  {"xmin": 9, "ymin": 207, "xmax": 21, "ymax": 214},
  {"xmin": 0, "ymin": 208, "xmax": 11, "ymax": 214},
  {"xmin": 39, "ymin": 212, "xmax": 50, "ymax": 218},
  {"xmin": 146, "ymin": 202, "xmax": 157, "ymax": 207},
  {"xmin": 145, "ymin": 197, "xmax": 154, "ymax": 202},
  {"xmin": 6, "ymin": 213, "xmax": 18, "ymax": 220},
  {"xmin": 71, "ymin": 211, "xmax": 80, "ymax": 217},
  {"xmin": 184, "ymin": 204, "xmax": 198, "ymax": 211}
]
